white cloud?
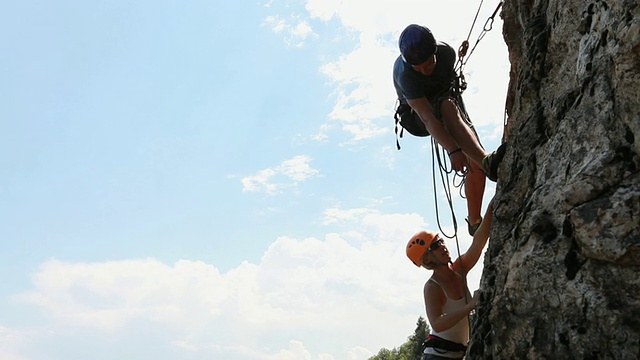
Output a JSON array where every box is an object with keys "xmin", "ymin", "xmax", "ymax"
[
  {"xmin": 265, "ymin": 0, "xmax": 510, "ymax": 144},
  {"xmin": 7, "ymin": 199, "xmax": 493, "ymax": 360},
  {"xmin": 265, "ymin": 15, "xmax": 287, "ymax": 33},
  {"xmin": 319, "ymin": 37, "xmax": 398, "ymax": 141},
  {"xmin": 304, "ymin": 0, "xmax": 340, "ymax": 21},
  {"xmin": 291, "ymin": 21, "xmax": 314, "ymax": 39},
  {"xmin": 278, "ymin": 155, "xmax": 320, "ymax": 181},
  {"xmin": 242, "ymin": 155, "xmax": 320, "ymax": 195},
  {"xmin": 322, "ymin": 206, "xmax": 376, "ymax": 224},
  {"xmin": 9, "ymin": 207, "xmax": 459, "ymax": 360},
  {"xmin": 17, "ymin": 258, "xmax": 228, "ymax": 332},
  {"xmin": 263, "ymin": 15, "xmax": 318, "ymax": 48},
  {"xmin": 0, "ymin": 326, "xmax": 32, "ymax": 360}
]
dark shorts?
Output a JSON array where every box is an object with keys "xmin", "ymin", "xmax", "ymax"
[
  {"xmin": 429, "ymin": 94, "xmax": 480, "ymax": 151},
  {"xmin": 429, "ymin": 92, "xmax": 474, "ymax": 131},
  {"xmin": 428, "ymin": 91, "xmax": 452, "ymax": 121},
  {"xmin": 395, "ymin": 91, "xmax": 477, "ymax": 140}
]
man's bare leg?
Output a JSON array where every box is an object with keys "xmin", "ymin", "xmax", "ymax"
[
  {"xmin": 440, "ymin": 98, "xmax": 487, "ymax": 167},
  {"xmin": 465, "ymin": 160, "xmax": 486, "ymax": 228},
  {"xmin": 440, "ymin": 98, "xmax": 487, "ymax": 231}
]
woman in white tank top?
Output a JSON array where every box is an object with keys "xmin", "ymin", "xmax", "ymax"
[{"xmin": 406, "ymin": 200, "xmax": 494, "ymax": 360}]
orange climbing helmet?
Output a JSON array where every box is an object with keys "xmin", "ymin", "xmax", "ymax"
[{"xmin": 406, "ymin": 230, "xmax": 439, "ymax": 266}]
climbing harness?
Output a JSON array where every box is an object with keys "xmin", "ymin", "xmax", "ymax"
[{"xmin": 423, "ymin": 334, "xmax": 468, "ymax": 353}]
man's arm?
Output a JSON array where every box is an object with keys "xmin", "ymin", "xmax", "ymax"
[
  {"xmin": 407, "ymin": 97, "xmax": 470, "ymax": 171},
  {"xmin": 407, "ymin": 97, "xmax": 458, "ymax": 152},
  {"xmin": 424, "ymin": 281, "xmax": 476, "ymax": 332}
]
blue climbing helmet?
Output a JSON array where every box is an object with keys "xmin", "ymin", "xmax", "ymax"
[{"xmin": 399, "ymin": 24, "xmax": 437, "ymax": 65}]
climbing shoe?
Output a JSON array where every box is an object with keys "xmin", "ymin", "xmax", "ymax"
[
  {"xmin": 466, "ymin": 217, "xmax": 482, "ymax": 236},
  {"xmin": 482, "ymin": 143, "xmax": 507, "ymax": 182}
]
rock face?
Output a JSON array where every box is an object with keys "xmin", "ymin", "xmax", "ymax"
[{"xmin": 469, "ymin": 1, "xmax": 640, "ymax": 359}]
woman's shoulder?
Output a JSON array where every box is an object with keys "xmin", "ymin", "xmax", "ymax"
[{"xmin": 424, "ymin": 277, "xmax": 443, "ymax": 293}]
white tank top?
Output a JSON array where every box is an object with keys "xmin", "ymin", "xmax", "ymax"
[{"xmin": 423, "ymin": 278, "xmax": 469, "ymax": 358}]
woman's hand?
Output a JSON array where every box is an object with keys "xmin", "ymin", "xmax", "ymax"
[{"xmin": 469, "ymin": 290, "xmax": 480, "ymax": 308}]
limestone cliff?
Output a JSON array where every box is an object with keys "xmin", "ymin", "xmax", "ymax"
[{"xmin": 469, "ymin": 0, "xmax": 640, "ymax": 359}]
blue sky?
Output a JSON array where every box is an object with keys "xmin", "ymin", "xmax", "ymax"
[{"xmin": 0, "ymin": 1, "xmax": 509, "ymax": 359}]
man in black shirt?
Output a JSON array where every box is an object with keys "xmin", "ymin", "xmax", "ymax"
[{"xmin": 393, "ymin": 24, "xmax": 503, "ymax": 235}]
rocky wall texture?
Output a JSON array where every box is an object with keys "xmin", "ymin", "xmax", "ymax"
[{"xmin": 468, "ymin": 0, "xmax": 640, "ymax": 359}]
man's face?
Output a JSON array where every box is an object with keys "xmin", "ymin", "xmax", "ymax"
[{"xmin": 412, "ymin": 54, "xmax": 437, "ymax": 75}]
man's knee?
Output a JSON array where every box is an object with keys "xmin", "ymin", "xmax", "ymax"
[
  {"xmin": 440, "ymin": 97, "xmax": 457, "ymax": 111},
  {"xmin": 440, "ymin": 98, "xmax": 462, "ymax": 123}
]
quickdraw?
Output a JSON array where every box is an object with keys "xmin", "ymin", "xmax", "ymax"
[{"xmin": 455, "ymin": 1, "xmax": 505, "ymax": 75}]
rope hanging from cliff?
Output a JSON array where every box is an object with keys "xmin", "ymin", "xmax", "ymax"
[
  {"xmin": 430, "ymin": 138, "xmax": 472, "ymax": 328},
  {"xmin": 429, "ymin": 1, "xmax": 504, "ymax": 331},
  {"xmin": 431, "ymin": 0, "xmax": 505, "ymax": 239},
  {"xmin": 431, "ymin": 137, "xmax": 463, "ymax": 241}
]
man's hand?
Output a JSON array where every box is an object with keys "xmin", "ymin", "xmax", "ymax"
[{"xmin": 449, "ymin": 150, "xmax": 471, "ymax": 172}]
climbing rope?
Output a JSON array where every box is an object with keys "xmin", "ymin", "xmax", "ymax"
[
  {"xmin": 455, "ymin": 1, "xmax": 505, "ymax": 75},
  {"xmin": 429, "ymin": 1, "xmax": 505, "ymax": 323},
  {"xmin": 431, "ymin": 0, "xmax": 505, "ymax": 240},
  {"xmin": 431, "ymin": 137, "xmax": 463, "ymax": 241},
  {"xmin": 430, "ymin": 90, "xmax": 477, "ymax": 242},
  {"xmin": 430, "ymin": 136, "xmax": 472, "ymax": 324}
]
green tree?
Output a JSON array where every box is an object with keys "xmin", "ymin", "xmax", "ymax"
[
  {"xmin": 407, "ymin": 316, "xmax": 429, "ymax": 359},
  {"xmin": 368, "ymin": 347, "xmax": 398, "ymax": 360},
  {"xmin": 369, "ymin": 316, "xmax": 430, "ymax": 360}
]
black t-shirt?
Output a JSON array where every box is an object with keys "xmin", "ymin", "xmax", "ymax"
[{"xmin": 393, "ymin": 42, "xmax": 457, "ymax": 101}]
